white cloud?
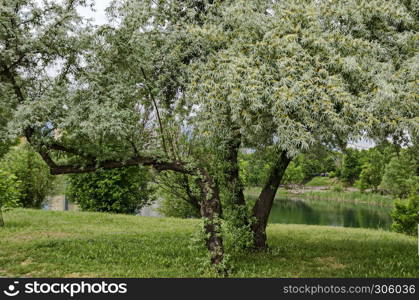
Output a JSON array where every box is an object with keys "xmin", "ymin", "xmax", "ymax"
[{"xmin": 77, "ymin": 0, "xmax": 113, "ymax": 25}]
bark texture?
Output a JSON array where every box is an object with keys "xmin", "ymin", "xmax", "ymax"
[{"xmin": 197, "ymin": 168, "xmax": 225, "ymax": 266}]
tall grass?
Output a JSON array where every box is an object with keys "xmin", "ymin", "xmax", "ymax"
[
  {"xmin": 245, "ymin": 187, "xmax": 394, "ymax": 207},
  {"xmin": 299, "ymin": 191, "xmax": 394, "ymax": 207}
]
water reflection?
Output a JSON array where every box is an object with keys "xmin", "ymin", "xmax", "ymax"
[{"xmin": 260, "ymin": 197, "xmax": 392, "ymax": 230}]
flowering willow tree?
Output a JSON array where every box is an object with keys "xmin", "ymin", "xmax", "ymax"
[
  {"xmin": 0, "ymin": 0, "xmax": 226, "ymax": 266},
  {"xmin": 187, "ymin": 0, "xmax": 418, "ymax": 248}
]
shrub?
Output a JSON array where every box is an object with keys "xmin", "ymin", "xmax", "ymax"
[
  {"xmin": 392, "ymin": 193, "xmax": 419, "ymax": 236},
  {"xmin": 158, "ymin": 197, "xmax": 200, "ymax": 218},
  {"xmin": 0, "ymin": 144, "xmax": 54, "ymax": 208},
  {"xmin": 67, "ymin": 166, "xmax": 154, "ymax": 214},
  {"xmin": 156, "ymin": 172, "xmax": 201, "ymax": 218},
  {"xmin": 332, "ymin": 184, "xmax": 344, "ymax": 192},
  {"xmin": 0, "ymin": 170, "xmax": 21, "ymax": 226}
]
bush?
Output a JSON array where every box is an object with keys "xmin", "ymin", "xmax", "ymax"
[
  {"xmin": 392, "ymin": 193, "xmax": 419, "ymax": 236},
  {"xmin": 67, "ymin": 166, "xmax": 154, "ymax": 214},
  {"xmin": 0, "ymin": 144, "xmax": 54, "ymax": 208},
  {"xmin": 358, "ymin": 149, "xmax": 385, "ymax": 192},
  {"xmin": 158, "ymin": 197, "xmax": 200, "ymax": 218},
  {"xmin": 156, "ymin": 172, "xmax": 201, "ymax": 218},
  {"xmin": 332, "ymin": 184, "xmax": 344, "ymax": 192},
  {"xmin": 0, "ymin": 170, "xmax": 21, "ymax": 226}
]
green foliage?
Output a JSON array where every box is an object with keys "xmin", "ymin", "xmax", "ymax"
[
  {"xmin": 332, "ymin": 184, "xmax": 344, "ymax": 193},
  {"xmin": 238, "ymin": 151, "xmax": 272, "ymax": 187},
  {"xmin": 339, "ymin": 149, "xmax": 362, "ymax": 186},
  {"xmin": 0, "ymin": 138, "xmax": 19, "ymax": 160},
  {"xmin": 240, "ymin": 148, "xmax": 336, "ymax": 187},
  {"xmin": 0, "ymin": 144, "xmax": 54, "ymax": 208},
  {"xmin": 392, "ymin": 193, "xmax": 419, "ymax": 236},
  {"xmin": 358, "ymin": 149, "xmax": 385, "ymax": 192},
  {"xmin": 294, "ymin": 150, "xmax": 337, "ymax": 182},
  {"xmin": 0, "ymin": 170, "xmax": 21, "ymax": 226},
  {"xmin": 156, "ymin": 172, "xmax": 201, "ymax": 218},
  {"xmin": 381, "ymin": 151, "xmax": 418, "ymax": 198},
  {"xmin": 67, "ymin": 167, "xmax": 154, "ymax": 214},
  {"xmin": 282, "ymin": 161, "xmax": 305, "ymax": 185},
  {"xmin": 222, "ymin": 206, "xmax": 254, "ymax": 252},
  {"xmin": 158, "ymin": 197, "xmax": 200, "ymax": 219}
]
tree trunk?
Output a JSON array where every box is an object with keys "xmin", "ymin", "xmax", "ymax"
[
  {"xmin": 251, "ymin": 151, "xmax": 291, "ymax": 250},
  {"xmin": 0, "ymin": 209, "xmax": 4, "ymax": 227},
  {"xmin": 197, "ymin": 168, "xmax": 225, "ymax": 267}
]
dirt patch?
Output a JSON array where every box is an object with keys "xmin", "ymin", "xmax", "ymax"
[{"xmin": 313, "ymin": 257, "xmax": 345, "ymax": 270}]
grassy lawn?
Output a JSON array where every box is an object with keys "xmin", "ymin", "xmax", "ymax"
[{"xmin": 0, "ymin": 209, "xmax": 417, "ymax": 278}]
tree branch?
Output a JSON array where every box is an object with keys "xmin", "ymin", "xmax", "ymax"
[
  {"xmin": 42, "ymin": 153, "xmax": 192, "ymax": 175},
  {"xmin": 140, "ymin": 66, "xmax": 168, "ymax": 155}
]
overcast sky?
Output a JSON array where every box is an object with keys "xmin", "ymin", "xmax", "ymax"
[{"xmin": 77, "ymin": 0, "xmax": 113, "ymax": 25}]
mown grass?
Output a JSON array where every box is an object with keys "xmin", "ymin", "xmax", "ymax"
[{"xmin": 0, "ymin": 209, "xmax": 417, "ymax": 278}]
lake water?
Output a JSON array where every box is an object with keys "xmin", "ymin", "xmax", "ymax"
[{"xmin": 267, "ymin": 197, "xmax": 392, "ymax": 230}]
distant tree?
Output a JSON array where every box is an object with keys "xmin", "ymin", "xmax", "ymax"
[
  {"xmin": 155, "ymin": 171, "xmax": 201, "ymax": 218},
  {"xmin": 0, "ymin": 144, "xmax": 54, "ymax": 208},
  {"xmin": 294, "ymin": 148, "xmax": 336, "ymax": 183},
  {"xmin": 358, "ymin": 149, "xmax": 385, "ymax": 192},
  {"xmin": 0, "ymin": 170, "xmax": 21, "ymax": 226},
  {"xmin": 339, "ymin": 149, "xmax": 362, "ymax": 186},
  {"xmin": 67, "ymin": 167, "xmax": 154, "ymax": 214},
  {"xmin": 238, "ymin": 151, "xmax": 272, "ymax": 187},
  {"xmin": 282, "ymin": 161, "xmax": 305, "ymax": 185},
  {"xmin": 381, "ymin": 150, "xmax": 418, "ymax": 198}
]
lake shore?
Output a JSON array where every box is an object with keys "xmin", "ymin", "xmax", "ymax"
[{"xmin": 245, "ymin": 186, "xmax": 394, "ymax": 207}]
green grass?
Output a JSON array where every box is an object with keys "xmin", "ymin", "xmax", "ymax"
[{"xmin": 0, "ymin": 209, "xmax": 417, "ymax": 278}]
